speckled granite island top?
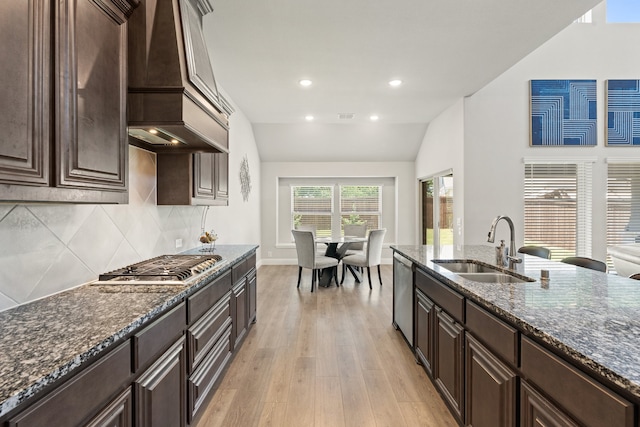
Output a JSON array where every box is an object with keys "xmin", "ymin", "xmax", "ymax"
[
  {"xmin": 392, "ymin": 244, "xmax": 640, "ymax": 400},
  {"xmin": 0, "ymin": 245, "xmax": 257, "ymax": 419}
]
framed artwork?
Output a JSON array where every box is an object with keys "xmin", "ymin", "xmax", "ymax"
[
  {"xmin": 606, "ymin": 79, "xmax": 640, "ymax": 146},
  {"xmin": 530, "ymin": 80, "xmax": 597, "ymax": 146}
]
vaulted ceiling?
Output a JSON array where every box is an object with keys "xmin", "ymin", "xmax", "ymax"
[{"xmin": 203, "ymin": 0, "xmax": 602, "ymax": 162}]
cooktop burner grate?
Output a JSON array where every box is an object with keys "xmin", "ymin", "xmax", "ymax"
[{"xmin": 99, "ymin": 254, "xmax": 223, "ymax": 282}]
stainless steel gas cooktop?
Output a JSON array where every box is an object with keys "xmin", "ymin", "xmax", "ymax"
[{"xmin": 95, "ymin": 254, "xmax": 226, "ymax": 285}]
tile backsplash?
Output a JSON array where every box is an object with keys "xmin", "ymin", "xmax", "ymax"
[{"xmin": 0, "ymin": 146, "xmax": 207, "ymax": 311}]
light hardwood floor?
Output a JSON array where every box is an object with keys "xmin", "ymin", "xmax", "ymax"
[{"xmin": 196, "ymin": 265, "xmax": 458, "ymax": 427}]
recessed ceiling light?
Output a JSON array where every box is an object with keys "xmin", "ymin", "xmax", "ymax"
[
  {"xmin": 389, "ymin": 79, "xmax": 402, "ymax": 87},
  {"xmin": 370, "ymin": 115, "xmax": 379, "ymax": 121},
  {"xmin": 148, "ymin": 129, "xmax": 158, "ymax": 134},
  {"xmin": 305, "ymin": 115, "xmax": 314, "ymax": 121},
  {"xmin": 299, "ymin": 79, "xmax": 313, "ymax": 87},
  {"xmin": 171, "ymin": 139, "xmax": 179, "ymax": 144}
]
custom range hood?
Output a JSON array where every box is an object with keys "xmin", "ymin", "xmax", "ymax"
[{"xmin": 127, "ymin": 0, "xmax": 233, "ymax": 153}]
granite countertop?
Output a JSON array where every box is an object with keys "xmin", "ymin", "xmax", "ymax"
[
  {"xmin": 0, "ymin": 244, "xmax": 257, "ymax": 419},
  {"xmin": 391, "ymin": 244, "xmax": 640, "ymax": 400}
]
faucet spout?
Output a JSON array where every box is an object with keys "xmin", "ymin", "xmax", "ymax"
[{"xmin": 487, "ymin": 215, "xmax": 522, "ymax": 269}]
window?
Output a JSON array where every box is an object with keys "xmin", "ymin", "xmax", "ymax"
[
  {"xmin": 606, "ymin": 161, "xmax": 640, "ymax": 270},
  {"xmin": 523, "ymin": 161, "xmax": 593, "ymax": 260},
  {"xmin": 607, "ymin": 0, "xmax": 640, "ymax": 23},
  {"xmin": 291, "ymin": 186, "xmax": 333, "ymax": 237},
  {"xmin": 420, "ymin": 172, "xmax": 454, "ymax": 248},
  {"xmin": 575, "ymin": 9, "xmax": 593, "ymax": 23},
  {"xmin": 340, "ymin": 185, "xmax": 381, "ymax": 232}
]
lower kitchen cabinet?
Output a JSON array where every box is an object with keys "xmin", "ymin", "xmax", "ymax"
[
  {"xmin": 415, "ymin": 288, "xmax": 435, "ymax": 375},
  {"xmin": 405, "ymin": 262, "xmax": 639, "ymax": 427},
  {"xmin": 134, "ymin": 337, "xmax": 186, "ymax": 427},
  {"xmin": 232, "ymin": 277, "xmax": 247, "ymax": 347},
  {"xmin": 465, "ymin": 333, "xmax": 516, "ymax": 427},
  {"xmin": 248, "ymin": 268, "xmax": 257, "ymax": 324},
  {"xmin": 8, "ymin": 341, "xmax": 132, "ymax": 427},
  {"xmin": 521, "ymin": 380, "xmax": 579, "ymax": 427},
  {"xmin": 434, "ymin": 308, "xmax": 464, "ymax": 422},
  {"xmin": 85, "ymin": 388, "xmax": 133, "ymax": 427}
]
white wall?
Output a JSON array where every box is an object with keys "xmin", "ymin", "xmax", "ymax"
[
  {"xmin": 260, "ymin": 161, "xmax": 416, "ymax": 264},
  {"xmin": 415, "ymin": 99, "xmax": 466, "ymax": 247},
  {"xmin": 417, "ymin": 3, "xmax": 640, "ymax": 261},
  {"xmin": 0, "ymin": 95, "xmax": 261, "ymax": 311}
]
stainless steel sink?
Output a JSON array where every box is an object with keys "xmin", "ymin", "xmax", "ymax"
[
  {"xmin": 432, "ymin": 260, "xmax": 502, "ymax": 273},
  {"xmin": 433, "ymin": 259, "xmax": 535, "ymax": 283},
  {"xmin": 457, "ymin": 272, "xmax": 533, "ymax": 283}
]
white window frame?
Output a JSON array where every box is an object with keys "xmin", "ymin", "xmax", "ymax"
[
  {"xmin": 339, "ymin": 185, "xmax": 382, "ymax": 233},
  {"xmin": 290, "ymin": 185, "xmax": 334, "ymax": 238},
  {"xmin": 523, "ymin": 158, "xmax": 594, "ymax": 260}
]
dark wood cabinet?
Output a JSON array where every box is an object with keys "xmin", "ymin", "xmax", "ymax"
[
  {"xmin": 521, "ymin": 380, "xmax": 579, "ymax": 427},
  {"xmin": 8, "ymin": 341, "xmax": 132, "ymax": 427},
  {"xmin": 85, "ymin": 388, "xmax": 133, "ymax": 427},
  {"xmin": 232, "ymin": 278, "xmax": 247, "ymax": 347},
  {"xmin": 415, "ymin": 289, "xmax": 435, "ymax": 375},
  {"xmin": 0, "ymin": 0, "xmax": 133, "ymax": 203},
  {"xmin": 248, "ymin": 268, "xmax": 257, "ymax": 324},
  {"xmin": 134, "ymin": 337, "xmax": 186, "ymax": 427},
  {"xmin": 465, "ymin": 333, "xmax": 516, "ymax": 427},
  {"xmin": 157, "ymin": 152, "xmax": 229, "ymax": 206},
  {"xmin": 434, "ymin": 308, "xmax": 464, "ymax": 422}
]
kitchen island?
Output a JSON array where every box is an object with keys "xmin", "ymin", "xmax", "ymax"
[
  {"xmin": 0, "ymin": 244, "xmax": 257, "ymax": 426},
  {"xmin": 392, "ymin": 244, "xmax": 640, "ymax": 427}
]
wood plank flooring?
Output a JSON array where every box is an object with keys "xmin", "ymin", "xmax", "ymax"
[{"xmin": 196, "ymin": 265, "xmax": 458, "ymax": 427}]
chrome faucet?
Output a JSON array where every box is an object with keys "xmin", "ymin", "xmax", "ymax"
[{"xmin": 487, "ymin": 215, "xmax": 522, "ymax": 270}]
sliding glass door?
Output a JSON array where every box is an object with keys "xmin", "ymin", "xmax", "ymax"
[{"xmin": 420, "ymin": 171, "xmax": 454, "ymax": 251}]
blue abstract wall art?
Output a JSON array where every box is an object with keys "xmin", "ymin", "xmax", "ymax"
[
  {"xmin": 530, "ymin": 80, "xmax": 597, "ymax": 146},
  {"xmin": 606, "ymin": 79, "xmax": 640, "ymax": 146}
]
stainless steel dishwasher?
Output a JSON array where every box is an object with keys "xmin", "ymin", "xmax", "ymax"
[{"xmin": 393, "ymin": 252, "xmax": 413, "ymax": 346}]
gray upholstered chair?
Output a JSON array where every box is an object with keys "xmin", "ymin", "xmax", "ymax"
[
  {"xmin": 292, "ymin": 229, "xmax": 339, "ymax": 292},
  {"xmin": 518, "ymin": 245, "xmax": 551, "ymax": 259},
  {"xmin": 296, "ymin": 224, "xmax": 317, "ymax": 238},
  {"xmin": 341, "ymin": 228, "xmax": 386, "ymax": 289},
  {"xmin": 561, "ymin": 256, "xmax": 607, "ymax": 273},
  {"xmin": 343, "ymin": 223, "xmax": 367, "ymax": 257}
]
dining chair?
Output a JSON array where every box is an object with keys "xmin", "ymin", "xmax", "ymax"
[
  {"xmin": 629, "ymin": 273, "xmax": 640, "ymax": 280},
  {"xmin": 341, "ymin": 228, "xmax": 386, "ymax": 289},
  {"xmin": 518, "ymin": 245, "xmax": 551, "ymax": 259},
  {"xmin": 343, "ymin": 223, "xmax": 367, "ymax": 257},
  {"xmin": 292, "ymin": 229, "xmax": 339, "ymax": 292},
  {"xmin": 561, "ymin": 256, "xmax": 607, "ymax": 273}
]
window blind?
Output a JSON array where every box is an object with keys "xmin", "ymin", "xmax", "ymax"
[
  {"xmin": 291, "ymin": 186, "xmax": 333, "ymax": 237},
  {"xmin": 524, "ymin": 161, "xmax": 593, "ymax": 261},
  {"xmin": 606, "ymin": 161, "xmax": 640, "ymax": 270},
  {"xmin": 340, "ymin": 185, "xmax": 381, "ymax": 231}
]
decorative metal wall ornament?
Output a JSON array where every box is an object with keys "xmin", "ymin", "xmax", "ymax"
[
  {"xmin": 240, "ymin": 154, "xmax": 252, "ymax": 202},
  {"xmin": 606, "ymin": 79, "xmax": 640, "ymax": 146},
  {"xmin": 530, "ymin": 80, "xmax": 597, "ymax": 146}
]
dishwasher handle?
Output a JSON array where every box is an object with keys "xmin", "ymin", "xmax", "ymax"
[{"xmin": 394, "ymin": 252, "xmax": 412, "ymax": 268}]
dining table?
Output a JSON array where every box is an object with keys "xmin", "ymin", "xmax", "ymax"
[{"xmin": 315, "ymin": 236, "xmax": 367, "ymax": 287}]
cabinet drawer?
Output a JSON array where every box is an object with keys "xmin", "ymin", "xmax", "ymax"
[
  {"xmin": 188, "ymin": 271, "xmax": 232, "ymax": 324},
  {"xmin": 232, "ymin": 258, "xmax": 249, "ymax": 284},
  {"xmin": 188, "ymin": 325, "xmax": 233, "ymax": 424},
  {"xmin": 187, "ymin": 291, "xmax": 232, "ymax": 373},
  {"xmin": 520, "ymin": 337, "xmax": 634, "ymax": 427},
  {"xmin": 9, "ymin": 341, "xmax": 131, "ymax": 427},
  {"xmin": 416, "ymin": 268, "xmax": 464, "ymax": 323},
  {"xmin": 133, "ymin": 302, "xmax": 186, "ymax": 372},
  {"xmin": 465, "ymin": 300, "xmax": 518, "ymax": 366}
]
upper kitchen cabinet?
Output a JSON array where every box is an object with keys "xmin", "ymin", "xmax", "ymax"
[
  {"xmin": 127, "ymin": 0, "xmax": 233, "ymax": 154},
  {"xmin": 0, "ymin": 0, "xmax": 136, "ymax": 203}
]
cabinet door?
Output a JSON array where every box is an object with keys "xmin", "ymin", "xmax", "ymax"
[
  {"xmin": 0, "ymin": 0, "xmax": 50, "ymax": 186},
  {"xmin": 521, "ymin": 381, "xmax": 579, "ymax": 427},
  {"xmin": 134, "ymin": 337, "xmax": 186, "ymax": 427},
  {"xmin": 85, "ymin": 388, "xmax": 132, "ymax": 427},
  {"xmin": 415, "ymin": 289, "xmax": 435, "ymax": 375},
  {"xmin": 214, "ymin": 152, "xmax": 229, "ymax": 201},
  {"xmin": 55, "ymin": 0, "xmax": 127, "ymax": 191},
  {"xmin": 194, "ymin": 153, "xmax": 215, "ymax": 199},
  {"xmin": 247, "ymin": 269, "xmax": 257, "ymax": 324},
  {"xmin": 435, "ymin": 308, "xmax": 464, "ymax": 422},
  {"xmin": 465, "ymin": 334, "xmax": 516, "ymax": 427},
  {"xmin": 232, "ymin": 280, "xmax": 247, "ymax": 349}
]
